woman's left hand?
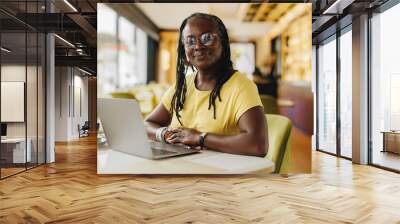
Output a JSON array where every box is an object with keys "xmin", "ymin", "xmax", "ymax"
[{"xmin": 165, "ymin": 127, "xmax": 201, "ymax": 146}]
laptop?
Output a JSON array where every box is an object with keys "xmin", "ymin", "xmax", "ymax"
[{"xmin": 98, "ymin": 98, "xmax": 201, "ymax": 159}]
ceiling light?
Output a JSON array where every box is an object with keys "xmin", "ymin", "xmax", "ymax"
[
  {"xmin": 76, "ymin": 48, "xmax": 85, "ymax": 55},
  {"xmin": 78, "ymin": 67, "xmax": 92, "ymax": 76},
  {"xmin": 1, "ymin": 47, "xmax": 11, "ymax": 53},
  {"xmin": 63, "ymin": 0, "xmax": 78, "ymax": 12},
  {"xmin": 54, "ymin": 34, "xmax": 75, "ymax": 48}
]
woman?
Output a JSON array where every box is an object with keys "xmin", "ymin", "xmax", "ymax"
[{"xmin": 144, "ymin": 13, "xmax": 268, "ymax": 157}]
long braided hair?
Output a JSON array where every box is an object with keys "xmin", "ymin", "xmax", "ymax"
[{"xmin": 170, "ymin": 13, "xmax": 234, "ymax": 125}]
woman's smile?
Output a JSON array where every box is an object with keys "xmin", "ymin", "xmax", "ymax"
[{"xmin": 194, "ymin": 51, "xmax": 208, "ymax": 60}]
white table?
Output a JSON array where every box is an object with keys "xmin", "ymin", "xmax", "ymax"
[
  {"xmin": 277, "ymin": 99, "xmax": 295, "ymax": 107},
  {"xmin": 1, "ymin": 138, "xmax": 31, "ymax": 163},
  {"xmin": 97, "ymin": 147, "xmax": 275, "ymax": 174}
]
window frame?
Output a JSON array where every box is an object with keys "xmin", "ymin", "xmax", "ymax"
[{"xmin": 315, "ymin": 23, "xmax": 353, "ymax": 161}]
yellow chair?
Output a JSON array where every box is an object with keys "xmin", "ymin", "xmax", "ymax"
[
  {"xmin": 265, "ymin": 114, "xmax": 292, "ymax": 174},
  {"xmin": 131, "ymin": 85, "xmax": 156, "ymax": 116},
  {"xmin": 148, "ymin": 83, "xmax": 169, "ymax": 106},
  {"xmin": 260, "ymin": 94, "xmax": 279, "ymax": 114},
  {"xmin": 110, "ymin": 92, "xmax": 136, "ymax": 99}
]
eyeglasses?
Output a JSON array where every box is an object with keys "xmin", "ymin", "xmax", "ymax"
[{"xmin": 183, "ymin": 32, "xmax": 218, "ymax": 49}]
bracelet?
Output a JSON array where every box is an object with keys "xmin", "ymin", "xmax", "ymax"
[
  {"xmin": 156, "ymin": 127, "xmax": 168, "ymax": 142},
  {"xmin": 156, "ymin": 127, "xmax": 165, "ymax": 142},
  {"xmin": 161, "ymin": 128, "xmax": 168, "ymax": 142},
  {"xmin": 156, "ymin": 127, "xmax": 163, "ymax": 142}
]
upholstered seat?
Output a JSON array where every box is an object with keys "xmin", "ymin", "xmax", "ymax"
[{"xmin": 265, "ymin": 114, "xmax": 292, "ymax": 174}]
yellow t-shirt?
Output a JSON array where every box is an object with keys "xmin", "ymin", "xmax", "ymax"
[{"xmin": 161, "ymin": 71, "xmax": 263, "ymax": 135}]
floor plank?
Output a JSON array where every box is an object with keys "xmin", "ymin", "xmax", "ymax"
[{"xmin": 0, "ymin": 135, "xmax": 399, "ymax": 223}]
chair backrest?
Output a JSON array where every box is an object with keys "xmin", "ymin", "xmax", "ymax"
[
  {"xmin": 82, "ymin": 121, "xmax": 90, "ymax": 129},
  {"xmin": 260, "ymin": 94, "xmax": 279, "ymax": 114},
  {"xmin": 265, "ymin": 114, "xmax": 292, "ymax": 174}
]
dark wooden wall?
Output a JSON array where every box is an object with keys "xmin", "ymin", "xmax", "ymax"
[{"xmin": 278, "ymin": 82, "xmax": 314, "ymax": 135}]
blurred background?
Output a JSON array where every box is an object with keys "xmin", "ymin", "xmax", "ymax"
[
  {"xmin": 97, "ymin": 3, "xmax": 313, "ymax": 173},
  {"xmin": 0, "ymin": 0, "xmax": 312, "ymax": 178}
]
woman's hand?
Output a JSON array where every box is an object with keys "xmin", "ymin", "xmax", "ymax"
[
  {"xmin": 163, "ymin": 128, "xmax": 177, "ymax": 141},
  {"xmin": 165, "ymin": 127, "xmax": 201, "ymax": 146}
]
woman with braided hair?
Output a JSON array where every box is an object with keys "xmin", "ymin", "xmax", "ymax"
[{"xmin": 144, "ymin": 13, "xmax": 268, "ymax": 157}]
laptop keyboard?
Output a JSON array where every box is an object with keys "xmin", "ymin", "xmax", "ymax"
[
  {"xmin": 151, "ymin": 149, "xmax": 177, "ymax": 156},
  {"xmin": 149, "ymin": 141, "xmax": 193, "ymax": 157},
  {"xmin": 150, "ymin": 141, "xmax": 187, "ymax": 151}
]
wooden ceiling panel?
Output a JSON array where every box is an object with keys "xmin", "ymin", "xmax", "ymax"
[
  {"xmin": 240, "ymin": 3, "xmax": 296, "ymax": 23},
  {"xmin": 265, "ymin": 3, "xmax": 294, "ymax": 22}
]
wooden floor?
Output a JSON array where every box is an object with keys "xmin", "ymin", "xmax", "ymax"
[
  {"xmin": 1, "ymin": 135, "xmax": 400, "ymax": 223},
  {"xmin": 1, "ymin": 163, "xmax": 46, "ymax": 178},
  {"xmin": 0, "ymin": 167, "xmax": 26, "ymax": 178}
]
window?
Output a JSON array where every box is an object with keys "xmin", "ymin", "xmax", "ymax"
[
  {"xmin": 339, "ymin": 28, "xmax": 352, "ymax": 158},
  {"xmin": 0, "ymin": 2, "xmax": 46, "ymax": 179},
  {"xmin": 230, "ymin": 43, "xmax": 255, "ymax": 78},
  {"xmin": 97, "ymin": 4, "xmax": 148, "ymax": 97},
  {"xmin": 370, "ymin": 3, "xmax": 400, "ymax": 171},
  {"xmin": 97, "ymin": 4, "xmax": 118, "ymax": 97},
  {"xmin": 118, "ymin": 16, "xmax": 136, "ymax": 89},
  {"xmin": 316, "ymin": 26, "xmax": 353, "ymax": 159},
  {"xmin": 136, "ymin": 28, "xmax": 148, "ymax": 84},
  {"xmin": 317, "ymin": 36, "xmax": 337, "ymax": 154}
]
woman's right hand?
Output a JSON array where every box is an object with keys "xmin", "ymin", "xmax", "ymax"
[
  {"xmin": 163, "ymin": 128, "xmax": 178, "ymax": 142},
  {"xmin": 164, "ymin": 127, "xmax": 202, "ymax": 146}
]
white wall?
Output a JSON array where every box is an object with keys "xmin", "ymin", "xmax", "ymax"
[
  {"xmin": 1, "ymin": 66, "xmax": 26, "ymax": 137},
  {"xmin": 55, "ymin": 66, "xmax": 69, "ymax": 141},
  {"xmin": 1, "ymin": 64, "xmax": 46, "ymax": 164},
  {"xmin": 1, "ymin": 65, "xmax": 38, "ymax": 137},
  {"xmin": 55, "ymin": 67, "xmax": 89, "ymax": 141},
  {"xmin": 71, "ymin": 73, "xmax": 89, "ymax": 138}
]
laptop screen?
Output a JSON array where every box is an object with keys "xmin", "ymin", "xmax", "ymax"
[{"xmin": 1, "ymin": 123, "xmax": 7, "ymax": 137}]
